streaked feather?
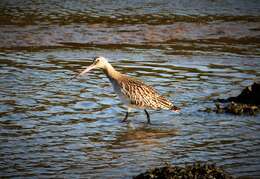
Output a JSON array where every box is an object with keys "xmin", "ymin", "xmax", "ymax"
[{"xmin": 117, "ymin": 75, "xmax": 174, "ymax": 110}]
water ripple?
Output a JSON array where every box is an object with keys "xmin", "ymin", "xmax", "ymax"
[{"xmin": 0, "ymin": 1, "xmax": 260, "ymax": 178}]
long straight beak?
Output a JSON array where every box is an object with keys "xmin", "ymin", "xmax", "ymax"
[{"xmin": 77, "ymin": 64, "xmax": 96, "ymax": 77}]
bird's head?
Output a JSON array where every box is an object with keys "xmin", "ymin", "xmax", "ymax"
[{"xmin": 78, "ymin": 56, "xmax": 108, "ymax": 76}]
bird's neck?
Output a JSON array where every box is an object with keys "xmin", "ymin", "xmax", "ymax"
[{"xmin": 103, "ymin": 63, "xmax": 121, "ymax": 80}]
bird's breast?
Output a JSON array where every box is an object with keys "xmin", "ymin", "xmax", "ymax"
[{"xmin": 108, "ymin": 77, "xmax": 130, "ymax": 105}]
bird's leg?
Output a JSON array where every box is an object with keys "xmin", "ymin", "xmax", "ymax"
[
  {"xmin": 122, "ymin": 111, "xmax": 128, "ymax": 122},
  {"xmin": 122, "ymin": 108, "xmax": 130, "ymax": 122},
  {"xmin": 144, "ymin": 109, "xmax": 151, "ymax": 124}
]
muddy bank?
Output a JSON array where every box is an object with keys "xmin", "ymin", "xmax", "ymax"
[
  {"xmin": 134, "ymin": 162, "xmax": 234, "ymax": 179},
  {"xmin": 203, "ymin": 82, "xmax": 260, "ymax": 115}
]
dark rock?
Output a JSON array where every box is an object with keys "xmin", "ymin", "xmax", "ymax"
[
  {"xmin": 209, "ymin": 82, "xmax": 260, "ymax": 115},
  {"xmin": 134, "ymin": 162, "xmax": 234, "ymax": 179},
  {"xmin": 227, "ymin": 82, "xmax": 260, "ymax": 105}
]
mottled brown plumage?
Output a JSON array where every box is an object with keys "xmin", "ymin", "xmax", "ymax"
[
  {"xmin": 78, "ymin": 56, "xmax": 180, "ymax": 123},
  {"xmin": 118, "ymin": 75, "xmax": 174, "ymax": 110}
]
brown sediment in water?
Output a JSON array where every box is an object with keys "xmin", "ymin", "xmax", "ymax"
[{"xmin": 134, "ymin": 162, "xmax": 234, "ymax": 179}]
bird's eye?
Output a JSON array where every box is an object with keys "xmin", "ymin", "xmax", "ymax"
[{"xmin": 93, "ymin": 58, "xmax": 99, "ymax": 64}]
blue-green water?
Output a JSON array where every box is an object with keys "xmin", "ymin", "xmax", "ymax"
[{"xmin": 0, "ymin": 0, "xmax": 260, "ymax": 178}]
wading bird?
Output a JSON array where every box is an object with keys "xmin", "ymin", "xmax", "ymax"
[{"xmin": 78, "ymin": 56, "xmax": 180, "ymax": 124}]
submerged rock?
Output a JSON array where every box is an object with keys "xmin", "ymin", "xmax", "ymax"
[
  {"xmin": 134, "ymin": 162, "xmax": 234, "ymax": 179},
  {"xmin": 203, "ymin": 82, "xmax": 260, "ymax": 115},
  {"xmin": 211, "ymin": 102, "xmax": 259, "ymax": 115}
]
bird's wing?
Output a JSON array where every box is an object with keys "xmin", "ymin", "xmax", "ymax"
[{"xmin": 119, "ymin": 77, "xmax": 173, "ymax": 110}]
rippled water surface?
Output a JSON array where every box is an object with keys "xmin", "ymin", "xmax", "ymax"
[{"xmin": 1, "ymin": 0, "xmax": 260, "ymax": 178}]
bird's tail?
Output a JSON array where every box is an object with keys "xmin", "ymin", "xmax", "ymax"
[{"xmin": 171, "ymin": 105, "xmax": 180, "ymax": 113}]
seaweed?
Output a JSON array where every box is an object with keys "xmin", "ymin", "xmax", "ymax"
[
  {"xmin": 202, "ymin": 82, "xmax": 260, "ymax": 115},
  {"xmin": 134, "ymin": 162, "xmax": 234, "ymax": 179}
]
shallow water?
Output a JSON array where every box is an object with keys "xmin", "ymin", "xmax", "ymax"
[{"xmin": 1, "ymin": 0, "xmax": 260, "ymax": 178}]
